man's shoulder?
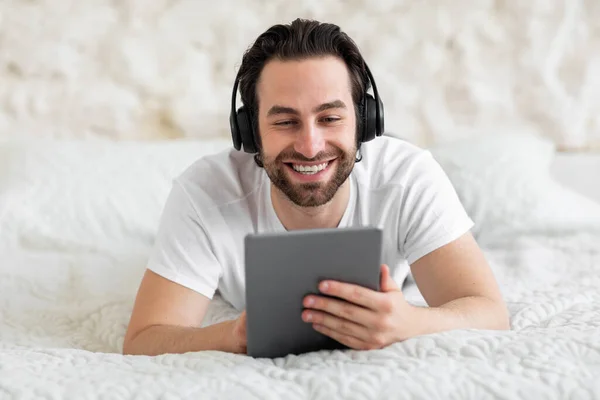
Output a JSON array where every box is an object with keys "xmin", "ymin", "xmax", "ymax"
[
  {"xmin": 356, "ymin": 135, "xmax": 440, "ymax": 189},
  {"xmin": 175, "ymin": 147, "xmax": 264, "ymax": 209}
]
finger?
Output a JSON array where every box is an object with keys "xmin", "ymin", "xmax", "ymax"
[
  {"xmin": 318, "ymin": 280, "xmax": 384, "ymax": 311},
  {"xmin": 380, "ymin": 264, "xmax": 400, "ymax": 292},
  {"xmin": 312, "ymin": 324, "xmax": 376, "ymax": 351},
  {"xmin": 303, "ymin": 295, "xmax": 377, "ymax": 327},
  {"xmin": 303, "ymin": 310, "xmax": 373, "ymax": 343}
]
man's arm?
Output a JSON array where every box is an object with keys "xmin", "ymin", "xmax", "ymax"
[
  {"xmin": 407, "ymin": 231, "xmax": 510, "ymax": 334},
  {"xmin": 122, "ymin": 270, "xmax": 246, "ymax": 356}
]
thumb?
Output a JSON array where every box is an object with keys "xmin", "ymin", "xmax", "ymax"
[{"xmin": 380, "ymin": 264, "xmax": 400, "ymax": 292}]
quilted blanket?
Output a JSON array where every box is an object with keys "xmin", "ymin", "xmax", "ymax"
[{"xmin": 1, "ymin": 231, "xmax": 599, "ymax": 400}]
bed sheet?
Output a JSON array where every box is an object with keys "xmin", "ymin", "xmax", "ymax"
[{"xmin": 1, "ymin": 230, "xmax": 599, "ymax": 400}]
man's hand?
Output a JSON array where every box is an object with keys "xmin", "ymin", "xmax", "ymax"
[
  {"xmin": 229, "ymin": 310, "xmax": 248, "ymax": 354},
  {"xmin": 302, "ymin": 264, "xmax": 413, "ymax": 350},
  {"xmin": 123, "ymin": 270, "xmax": 250, "ymax": 356},
  {"xmin": 301, "ymin": 233, "xmax": 510, "ymax": 351}
]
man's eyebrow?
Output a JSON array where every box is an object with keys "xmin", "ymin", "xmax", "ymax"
[
  {"xmin": 267, "ymin": 105, "xmax": 299, "ymax": 117},
  {"xmin": 266, "ymin": 100, "xmax": 347, "ymax": 117},
  {"xmin": 313, "ymin": 100, "xmax": 347, "ymax": 113}
]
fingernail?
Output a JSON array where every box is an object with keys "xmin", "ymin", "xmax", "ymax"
[
  {"xmin": 305, "ymin": 297, "xmax": 314, "ymax": 306},
  {"xmin": 305, "ymin": 313, "xmax": 312, "ymax": 322},
  {"xmin": 320, "ymin": 282, "xmax": 329, "ymax": 292}
]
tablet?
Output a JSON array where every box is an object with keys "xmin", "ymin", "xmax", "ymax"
[{"xmin": 244, "ymin": 226, "xmax": 383, "ymax": 358}]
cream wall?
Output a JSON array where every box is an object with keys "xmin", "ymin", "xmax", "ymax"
[{"xmin": 1, "ymin": 1, "xmax": 599, "ymax": 150}]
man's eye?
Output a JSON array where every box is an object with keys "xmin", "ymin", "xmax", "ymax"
[
  {"xmin": 322, "ymin": 117, "xmax": 341, "ymax": 123},
  {"xmin": 275, "ymin": 120, "xmax": 296, "ymax": 126}
]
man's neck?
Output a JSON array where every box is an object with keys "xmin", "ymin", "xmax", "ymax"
[{"xmin": 270, "ymin": 179, "xmax": 351, "ymax": 231}]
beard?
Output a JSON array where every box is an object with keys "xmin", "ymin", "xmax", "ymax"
[{"xmin": 260, "ymin": 145, "xmax": 356, "ymax": 208}]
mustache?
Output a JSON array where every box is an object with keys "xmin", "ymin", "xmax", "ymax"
[{"xmin": 275, "ymin": 149, "xmax": 342, "ymax": 163}]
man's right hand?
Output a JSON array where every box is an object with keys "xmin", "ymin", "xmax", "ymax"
[
  {"xmin": 229, "ymin": 311, "xmax": 247, "ymax": 354},
  {"xmin": 123, "ymin": 270, "xmax": 246, "ymax": 356}
]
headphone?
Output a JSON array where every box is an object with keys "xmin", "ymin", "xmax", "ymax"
[{"xmin": 229, "ymin": 62, "xmax": 385, "ymax": 154}]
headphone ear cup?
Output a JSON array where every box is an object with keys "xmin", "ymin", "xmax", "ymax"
[
  {"xmin": 362, "ymin": 94, "xmax": 378, "ymax": 142},
  {"xmin": 230, "ymin": 109, "xmax": 242, "ymax": 151},
  {"xmin": 377, "ymin": 96, "xmax": 384, "ymax": 137},
  {"xmin": 236, "ymin": 106, "xmax": 258, "ymax": 154}
]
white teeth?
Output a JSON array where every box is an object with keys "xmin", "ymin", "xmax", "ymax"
[{"xmin": 292, "ymin": 162, "xmax": 328, "ymax": 174}]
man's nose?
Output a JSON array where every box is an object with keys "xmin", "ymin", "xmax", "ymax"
[{"xmin": 294, "ymin": 123, "xmax": 325, "ymax": 159}]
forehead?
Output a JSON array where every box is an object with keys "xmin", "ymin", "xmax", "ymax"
[{"xmin": 256, "ymin": 56, "xmax": 353, "ymax": 109}]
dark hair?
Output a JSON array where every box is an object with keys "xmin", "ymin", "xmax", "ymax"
[{"xmin": 236, "ymin": 18, "xmax": 370, "ymax": 160}]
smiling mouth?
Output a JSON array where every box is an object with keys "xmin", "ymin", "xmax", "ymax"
[
  {"xmin": 290, "ymin": 162, "xmax": 328, "ymax": 175},
  {"xmin": 283, "ymin": 159, "xmax": 336, "ymax": 176}
]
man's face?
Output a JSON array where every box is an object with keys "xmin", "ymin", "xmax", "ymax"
[{"xmin": 256, "ymin": 56, "xmax": 358, "ymax": 207}]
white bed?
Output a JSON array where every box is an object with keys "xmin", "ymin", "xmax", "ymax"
[
  {"xmin": 551, "ymin": 153, "xmax": 600, "ymax": 205},
  {"xmin": 1, "ymin": 135, "xmax": 599, "ymax": 399}
]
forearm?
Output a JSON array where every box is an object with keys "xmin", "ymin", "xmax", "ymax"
[
  {"xmin": 410, "ymin": 296, "xmax": 510, "ymax": 337},
  {"xmin": 122, "ymin": 320, "xmax": 239, "ymax": 356}
]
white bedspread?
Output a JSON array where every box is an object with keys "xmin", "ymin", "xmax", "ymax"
[{"xmin": 1, "ymin": 230, "xmax": 599, "ymax": 400}]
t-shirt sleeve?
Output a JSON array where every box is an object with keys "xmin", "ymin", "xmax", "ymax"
[
  {"xmin": 146, "ymin": 179, "xmax": 221, "ymax": 299},
  {"xmin": 399, "ymin": 150, "xmax": 474, "ymax": 265}
]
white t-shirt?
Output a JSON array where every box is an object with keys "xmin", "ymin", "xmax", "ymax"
[{"xmin": 147, "ymin": 136, "xmax": 474, "ymax": 311}]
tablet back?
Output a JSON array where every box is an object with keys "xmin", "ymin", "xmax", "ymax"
[{"xmin": 244, "ymin": 227, "xmax": 383, "ymax": 358}]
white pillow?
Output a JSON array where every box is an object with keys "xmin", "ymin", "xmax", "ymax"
[
  {"xmin": 429, "ymin": 134, "xmax": 600, "ymax": 243},
  {"xmin": 0, "ymin": 137, "xmax": 233, "ymax": 252}
]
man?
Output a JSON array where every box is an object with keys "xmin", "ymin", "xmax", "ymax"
[{"xmin": 123, "ymin": 19, "xmax": 509, "ymax": 356}]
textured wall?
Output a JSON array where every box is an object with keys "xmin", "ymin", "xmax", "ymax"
[{"xmin": 1, "ymin": 1, "xmax": 599, "ymax": 150}]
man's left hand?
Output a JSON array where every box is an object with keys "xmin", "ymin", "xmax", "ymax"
[{"xmin": 302, "ymin": 264, "xmax": 416, "ymax": 350}]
